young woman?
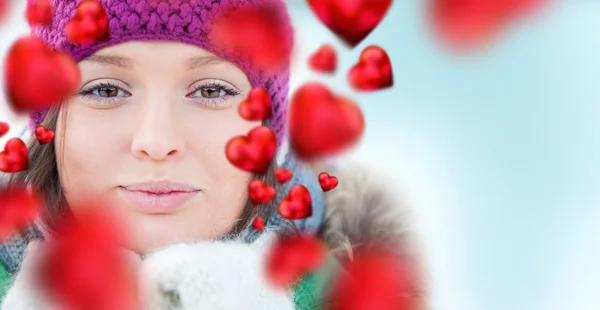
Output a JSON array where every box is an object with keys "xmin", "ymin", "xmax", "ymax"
[{"xmin": 0, "ymin": 0, "xmax": 426, "ymax": 308}]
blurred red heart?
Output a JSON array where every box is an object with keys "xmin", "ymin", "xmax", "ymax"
[
  {"xmin": 238, "ymin": 87, "xmax": 272, "ymax": 121},
  {"xmin": 39, "ymin": 207, "xmax": 137, "ymax": 310},
  {"xmin": 248, "ymin": 179, "xmax": 276, "ymax": 204},
  {"xmin": 65, "ymin": 0, "xmax": 109, "ymax": 46},
  {"xmin": 274, "ymin": 168, "xmax": 293, "ymax": 184},
  {"xmin": 0, "ymin": 122, "xmax": 9, "ymax": 137},
  {"xmin": 429, "ymin": 0, "xmax": 546, "ymax": 51},
  {"xmin": 225, "ymin": 126, "xmax": 277, "ymax": 173},
  {"xmin": 0, "ymin": 186, "xmax": 42, "ymax": 241},
  {"xmin": 210, "ymin": 4, "xmax": 291, "ymax": 71},
  {"xmin": 0, "ymin": 0, "xmax": 8, "ymax": 23},
  {"xmin": 265, "ymin": 234, "xmax": 326, "ymax": 288},
  {"xmin": 309, "ymin": 44, "xmax": 337, "ymax": 74},
  {"xmin": 318, "ymin": 172, "xmax": 338, "ymax": 192},
  {"xmin": 289, "ymin": 83, "xmax": 365, "ymax": 160},
  {"xmin": 278, "ymin": 185, "xmax": 312, "ymax": 220},
  {"xmin": 4, "ymin": 37, "xmax": 80, "ymax": 111},
  {"xmin": 0, "ymin": 138, "xmax": 29, "ymax": 173},
  {"xmin": 327, "ymin": 247, "xmax": 416, "ymax": 310},
  {"xmin": 35, "ymin": 125, "xmax": 55, "ymax": 144},
  {"xmin": 349, "ymin": 45, "xmax": 393, "ymax": 91},
  {"xmin": 26, "ymin": 0, "xmax": 53, "ymax": 26},
  {"xmin": 252, "ymin": 216, "xmax": 265, "ymax": 231},
  {"xmin": 307, "ymin": 0, "xmax": 393, "ymax": 47}
]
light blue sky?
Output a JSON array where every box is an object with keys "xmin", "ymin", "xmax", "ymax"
[{"xmin": 2, "ymin": 1, "xmax": 599, "ymax": 310}]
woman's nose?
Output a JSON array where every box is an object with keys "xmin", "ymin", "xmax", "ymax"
[{"xmin": 130, "ymin": 101, "xmax": 185, "ymax": 161}]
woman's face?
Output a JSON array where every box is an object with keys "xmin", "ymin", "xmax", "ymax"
[{"xmin": 55, "ymin": 41, "xmax": 259, "ymax": 253}]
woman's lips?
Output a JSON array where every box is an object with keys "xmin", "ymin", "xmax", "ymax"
[{"xmin": 119, "ymin": 188, "xmax": 199, "ymax": 214}]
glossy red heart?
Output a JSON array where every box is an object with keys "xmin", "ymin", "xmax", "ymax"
[
  {"xmin": 35, "ymin": 125, "xmax": 55, "ymax": 144},
  {"xmin": 4, "ymin": 37, "xmax": 80, "ymax": 111},
  {"xmin": 238, "ymin": 87, "xmax": 272, "ymax": 121},
  {"xmin": 0, "ymin": 186, "xmax": 42, "ymax": 241},
  {"xmin": 289, "ymin": 83, "xmax": 365, "ymax": 160},
  {"xmin": 0, "ymin": 122, "xmax": 8, "ymax": 137},
  {"xmin": 252, "ymin": 216, "xmax": 265, "ymax": 231},
  {"xmin": 65, "ymin": 0, "xmax": 109, "ymax": 46},
  {"xmin": 278, "ymin": 185, "xmax": 312, "ymax": 220},
  {"xmin": 307, "ymin": 0, "xmax": 393, "ymax": 47},
  {"xmin": 210, "ymin": 4, "xmax": 291, "ymax": 72},
  {"xmin": 274, "ymin": 168, "xmax": 293, "ymax": 184},
  {"xmin": 309, "ymin": 44, "xmax": 337, "ymax": 74},
  {"xmin": 0, "ymin": 138, "xmax": 29, "ymax": 173},
  {"xmin": 265, "ymin": 234, "xmax": 326, "ymax": 288},
  {"xmin": 248, "ymin": 179, "xmax": 276, "ymax": 204},
  {"xmin": 429, "ymin": 0, "xmax": 546, "ymax": 51},
  {"xmin": 39, "ymin": 207, "xmax": 137, "ymax": 310},
  {"xmin": 26, "ymin": 0, "xmax": 53, "ymax": 26},
  {"xmin": 318, "ymin": 172, "xmax": 338, "ymax": 192},
  {"xmin": 349, "ymin": 45, "xmax": 393, "ymax": 91},
  {"xmin": 225, "ymin": 126, "xmax": 277, "ymax": 174},
  {"xmin": 327, "ymin": 247, "xmax": 416, "ymax": 310}
]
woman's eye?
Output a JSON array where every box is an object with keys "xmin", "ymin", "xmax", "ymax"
[
  {"xmin": 196, "ymin": 87, "xmax": 226, "ymax": 99},
  {"xmin": 92, "ymin": 86, "xmax": 128, "ymax": 98}
]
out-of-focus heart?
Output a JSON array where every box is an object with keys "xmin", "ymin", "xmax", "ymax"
[
  {"xmin": 0, "ymin": 122, "xmax": 9, "ymax": 137},
  {"xmin": 274, "ymin": 168, "xmax": 293, "ymax": 184},
  {"xmin": 289, "ymin": 83, "xmax": 365, "ymax": 160},
  {"xmin": 309, "ymin": 44, "xmax": 337, "ymax": 74},
  {"xmin": 4, "ymin": 37, "xmax": 80, "ymax": 111},
  {"xmin": 26, "ymin": 0, "xmax": 53, "ymax": 26},
  {"xmin": 248, "ymin": 179, "xmax": 276, "ymax": 204},
  {"xmin": 318, "ymin": 172, "xmax": 338, "ymax": 192},
  {"xmin": 65, "ymin": 0, "xmax": 109, "ymax": 46},
  {"xmin": 307, "ymin": 0, "xmax": 393, "ymax": 47},
  {"xmin": 0, "ymin": 138, "xmax": 29, "ymax": 173},
  {"xmin": 225, "ymin": 126, "xmax": 277, "ymax": 174},
  {"xmin": 252, "ymin": 216, "xmax": 265, "ymax": 231},
  {"xmin": 0, "ymin": 186, "xmax": 42, "ymax": 241},
  {"xmin": 348, "ymin": 45, "xmax": 393, "ymax": 91},
  {"xmin": 238, "ymin": 87, "xmax": 272, "ymax": 121},
  {"xmin": 35, "ymin": 125, "xmax": 55, "ymax": 144},
  {"xmin": 265, "ymin": 234, "xmax": 327, "ymax": 288},
  {"xmin": 278, "ymin": 185, "xmax": 312, "ymax": 220}
]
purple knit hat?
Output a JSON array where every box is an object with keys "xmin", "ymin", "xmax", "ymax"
[{"xmin": 28, "ymin": 0, "xmax": 293, "ymax": 144}]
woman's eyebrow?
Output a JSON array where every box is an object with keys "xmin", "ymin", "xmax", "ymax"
[
  {"xmin": 185, "ymin": 56, "xmax": 225, "ymax": 71},
  {"xmin": 81, "ymin": 55, "xmax": 133, "ymax": 69}
]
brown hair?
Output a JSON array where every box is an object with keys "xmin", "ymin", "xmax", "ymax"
[{"xmin": 9, "ymin": 106, "xmax": 281, "ymax": 242}]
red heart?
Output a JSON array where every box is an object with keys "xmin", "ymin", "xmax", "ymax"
[
  {"xmin": 274, "ymin": 168, "xmax": 293, "ymax": 184},
  {"xmin": 26, "ymin": 0, "xmax": 53, "ymax": 26},
  {"xmin": 0, "ymin": 186, "xmax": 42, "ymax": 241},
  {"xmin": 265, "ymin": 234, "xmax": 326, "ymax": 288},
  {"xmin": 225, "ymin": 126, "xmax": 277, "ymax": 174},
  {"xmin": 0, "ymin": 0, "xmax": 8, "ymax": 23},
  {"xmin": 39, "ymin": 207, "xmax": 138, "ymax": 310},
  {"xmin": 348, "ymin": 45, "xmax": 393, "ymax": 91},
  {"xmin": 248, "ymin": 179, "xmax": 276, "ymax": 204},
  {"xmin": 309, "ymin": 44, "xmax": 337, "ymax": 74},
  {"xmin": 327, "ymin": 247, "xmax": 416, "ymax": 310},
  {"xmin": 252, "ymin": 216, "xmax": 265, "ymax": 231},
  {"xmin": 65, "ymin": 0, "xmax": 109, "ymax": 46},
  {"xmin": 0, "ymin": 138, "xmax": 29, "ymax": 173},
  {"xmin": 318, "ymin": 172, "xmax": 338, "ymax": 192},
  {"xmin": 307, "ymin": 0, "xmax": 393, "ymax": 47},
  {"xmin": 210, "ymin": 4, "xmax": 292, "ymax": 71},
  {"xmin": 278, "ymin": 185, "xmax": 312, "ymax": 220},
  {"xmin": 0, "ymin": 122, "xmax": 9, "ymax": 137},
  {"xmin": 429, "ymin": 0, "xmax": 545, "ymax": 51},
  {"xmin": 35, "ymin": 125, "xmax": 55, "ymax": 144},
  {"xmin": 289, "ymin": 83, "xmax": 365, "ymax": 160},
  {"xmin": 4, "ymin": 37, "xmax": 80, "ymax": 111},
  {"xmin": 238, "ymin": 87, "xmax": 272, "ymax": 121}
]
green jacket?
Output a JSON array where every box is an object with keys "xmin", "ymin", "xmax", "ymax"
[{"xmin": 0, "ymin": 256, "xmax": 340, "ymax": 309}]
